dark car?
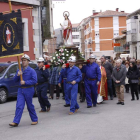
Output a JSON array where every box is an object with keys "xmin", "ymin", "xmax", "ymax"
[{"xmin": 0, "ymin": 62, "xmax": 37, "ymax": 103}]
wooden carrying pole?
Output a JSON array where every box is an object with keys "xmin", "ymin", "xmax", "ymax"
[{"xmin": 8, "ymin": 0, "xmax": 23, "ymax": 81}]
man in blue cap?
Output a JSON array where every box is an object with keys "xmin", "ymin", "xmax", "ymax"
[
  {"xmin": 9, "ymin": 54, "xmax": 38, "ymax": 127},
  {"xmin": 35, "ymin": 57, "xmax": 51, "ymax": 112},
  {"xmin": 83, "ymin": 54, "xmax": 101, "ymax": 108}
]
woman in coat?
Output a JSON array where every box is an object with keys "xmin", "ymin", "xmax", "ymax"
[
  {"xmin": 127, "ymin": 62, "xmax": 140, "ymax": 101},
  {"xmin": 125, "ymin": 61, "xmax": 129, "ymax": 93}
]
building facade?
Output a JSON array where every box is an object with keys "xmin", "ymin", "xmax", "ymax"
[
  {"xmin": 127, "ymin": 9, "xmax": 140, "ymax": 60},
  {"xmin": 0, "ymin": 0, "xmax": 54, "ymax": 62},
  {"xmin": 113, "ymin": 29, "xmax": 129, "ymax": 58},
  {"xmin": 83, "ymin": 9, "xmax": 128, "ymax": 59},
  {"xmin": 72, "ymin": 24, "xmax": 80, "ymax": 50}
]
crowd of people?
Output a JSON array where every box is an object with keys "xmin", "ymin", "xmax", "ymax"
[{"xmin": 9, "ymin": 54, "xmax": 140, "ymax": 127}]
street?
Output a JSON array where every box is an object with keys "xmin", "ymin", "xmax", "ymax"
[{"xmin": 0, "ymin": 93, "xmax": 140, "ymax": 140}]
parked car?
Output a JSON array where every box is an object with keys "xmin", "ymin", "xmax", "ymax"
[{"xmin": 0, "ymin": 62, "xmax": 37, "ymax": 104}]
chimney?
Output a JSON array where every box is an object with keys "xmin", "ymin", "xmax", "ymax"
[
  {"xmin": 92, "ymin": 10, "xmax": 96, "ymax": 15},
  {"xmin": 100, "ymin": 10, "xmax": 102, "ymax": 13},
  {"xmin": 116, "ymin": 8, "xmax": 119, "ymax": 11},
  {"xmin": 121, "ymin": 11, "xmax": 125, "ymax": 13}
]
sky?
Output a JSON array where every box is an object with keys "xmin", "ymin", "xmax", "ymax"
[{"xmin": 53, "ymin": 0, "xmax": 140, "ymax": 29}]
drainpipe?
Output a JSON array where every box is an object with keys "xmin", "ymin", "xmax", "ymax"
[{"xmin": 38, "ymin": 0, "xmax": 43, "ymax": 57}]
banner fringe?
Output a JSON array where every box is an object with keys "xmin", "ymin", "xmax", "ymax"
[{"xmin": 0, "ymin": 53, "xmax": 24, "ymax": 58}]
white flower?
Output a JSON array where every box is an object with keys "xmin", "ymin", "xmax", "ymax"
[
  {"xmin": 56, "ymin": 54, "xmax": 58, "ymax": 56},
  {"xmin": 54, "ymin": 61, "xmax": 56, "ymax": 63},
  {"xmin": 67, "ymin": 51, "xmax": 69, "ymax": 53},
  {"xmin": 66, "ymin": 54, "xmax": 69, "ymax": 56},
  {"xmin": 71, "ymin": 50, "xmax": 73, "ymax": 52},
  {"xmin": 62, "ymin": 53, "xmax": 64, "ymax": 56},
  {"xmin": 62, "ymin": 57, "xmax": 65, "ymax": 59},
  {"xmin": 65, "ymin": 49, "xmax": 67, "ymax": 51},
  {"xmin": 53, "ymin": 57, "xmax": 55, "ymax": 60},
  {"xmin": 58, "ymin": 59, "xmax": 61, "ymax": 62}
]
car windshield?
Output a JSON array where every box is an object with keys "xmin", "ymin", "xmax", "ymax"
[{"xmin": 0, "ymin": 66, "xmax": 8, "ymax": 77}]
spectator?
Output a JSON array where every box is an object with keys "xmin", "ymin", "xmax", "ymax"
[
  {"xmin": 125, "ymin": 62, "xmax": 130, "ymax": 93},
  {"xmin": 112, "ymin": 59, "xmax": 126, "ymax": 105},
  {"xmin": 101, "ymin": 56, "xmax": 113, "ymax": 100},
  {"xmin": 137, "ymin": 60, "xmax": 140, "ymax": 69},
  {"xmin": 127, "ymin": 62, "xmax": 139, "ymax": 101},
  {"xmin": 78, "ymin": 64, "xmax": 85, "ymax": 103},
  {"xmin": 49, "ymin": 65, "xmax": 60, "ymax": 99}
]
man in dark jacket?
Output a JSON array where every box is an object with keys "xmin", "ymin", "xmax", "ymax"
[
  {"xmin": 112, "ymin": 59, "xmax": 126, "ymax": 105},
  {"xmin": 101, "ymin": 56, "xmax": 113, "ymax": 100},
  {"xmin": 35, "ymin": 57, "xmax": 51, "ymax": 112}
]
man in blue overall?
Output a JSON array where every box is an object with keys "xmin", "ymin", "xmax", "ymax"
[
  {"xmin": 58, "ymin": 68, "xmax": 70, "ymax": 107},
  {"xmin": 35, "ymin": 57, "xmax": 51, "ymax": 112},
  {"xmin": 9, "ymin": 54, "xmax": 38, "ymax": 127},
  {"xmin": 59, "ymin": 56, "xmax": 82, "ymax": 115},
  {"xmin": 83, "ymin": 54, "xmax": 101, "ymax": 108}
]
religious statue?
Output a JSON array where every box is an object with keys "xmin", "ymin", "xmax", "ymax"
[
  {"xmin": 60, "ymin": 11, "xmax": 73, "ymax": 46},
  {"xmin": 6, "ymin": 26, "xmax": 11, "ymax": 44}
]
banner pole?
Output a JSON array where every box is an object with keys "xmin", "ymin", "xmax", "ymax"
[{"xmin": 8, "ymin": 0, "xmax": 23, "ymax": 81}]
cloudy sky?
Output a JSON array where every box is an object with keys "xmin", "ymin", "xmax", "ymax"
[{"xmin": 53, "ymin": 0, "xmax": 140, "ymax": 29}]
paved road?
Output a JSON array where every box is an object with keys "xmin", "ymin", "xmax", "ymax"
[{"xmin": 0, "ymin": 93, "xmax": 140, "ymax": 140}]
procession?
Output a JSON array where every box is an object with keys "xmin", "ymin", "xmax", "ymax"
[{"xmin": 0, "ymin": 0, "xmax": 140, "ymax": 140}]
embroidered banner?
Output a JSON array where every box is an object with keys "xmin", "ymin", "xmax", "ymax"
[{"xmin": 0, "ymin": 10, "xmax": 23, "ymax": 58}]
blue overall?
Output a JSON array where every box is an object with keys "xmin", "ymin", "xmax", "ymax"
[
  {"xmin": 35, "ymin": 67, "xmax": 51, "ymax": 111},
  {"xmin": 82, "ymin": 63, "xmax": 101, "ymax": 106},
  {"xmin": 13, "ymin": 66, "xmax": 38, "ymax": 124},
  {"xmin": 62, "ymin": 66, "xmax": 82, "ymax": 113},
  {"xmin": 59, "ymin": 69, "xmax": 70, "ymax": 105}
]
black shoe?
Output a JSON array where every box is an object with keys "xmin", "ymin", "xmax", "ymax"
[
  {"xmin": 137, "ymin": 98, "xmax": 139, "ymax": 100},
  {"xmin": 62, "ymin": 97, "xmax": 65, "ymax": 100},
  {"xmin": 121, "ymin": 102, "xmax": 124, "ymax": 105},
  {"xmin": 117, "ymin": 102, "xmax": 122, "ymax": 104},
  {"xmin": 110, "ymin": 98, "xmax": 113, "ymax": 100},
  {"xmin": 131, "ymin": 99, "xmax": 135, "ymax": 101},
  {"xmin": 114, "ymin": 95, "xmax": 117, "ymax": 97},
  {"xmin": 93, "ymin": 105, "xmax": 96, "ymax": 107},
  {"xmin": 87, "ymin": 106, "xmax": 92, "ymax": 108},
  {"xmin": 80, "ymin": 98, "xmax": 85, "ymax": 103},
  {"xmin": 64, "ymin": 104, "xmax": 70, "ymax": 107}
]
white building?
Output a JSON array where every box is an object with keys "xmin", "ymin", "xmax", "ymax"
[
  {"xmin": 72, "ymin": 24, "xmax": 80, "ymax": 51},
  {"xmin": 127, "ymin": 9, "xmax": 140, "ymax": 59}
]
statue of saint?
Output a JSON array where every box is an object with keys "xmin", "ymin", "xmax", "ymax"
[{"xmin": 60, "ymin": 11, "xmax": 73, "ymax": 46}]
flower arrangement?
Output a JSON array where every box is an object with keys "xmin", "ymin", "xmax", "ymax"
[{"xmin": 52, "ymin": 47, "xmax": 74, "ymax": 66}]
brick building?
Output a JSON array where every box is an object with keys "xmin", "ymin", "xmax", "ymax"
[{"xmin": 82, "ymin": 9, "xmax": 128, "ymax": 59}]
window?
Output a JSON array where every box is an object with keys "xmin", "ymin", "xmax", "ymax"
[
  {"xmin": 42, "ymin": 7, "xmax": 47, "ymax": 25},
  {"xmin": 22, "ymin": 18, "xmax": 29, "ymax": 51},
  {"xmin": 72, "ymin": 35, "xmax": 79, "ymax": 39},
  {"xmin": 29, "ymin": 64, "xmax": 37, "ymax": 69},
  {"xmin": 72, "ymin": 28, "xmax": 78, "ymax": 32},
  {"xmin": 8, "ymin": 65, "xmax": 18, "ymax": 78},
  {"xmin": 139, "ymin": 21, "xmax": 140, "ymax": 33},
  {"xmin": 0, "ymin": 66, "xmax": 8, "ymax": 77},
  {"xmin": 74, "ymin": 42, "xmax": 80, "ymax": 46}
]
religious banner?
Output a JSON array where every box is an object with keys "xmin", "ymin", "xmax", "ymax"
[{"xmin": 0, "ymin": 10, "xmax": 23, "ymax": 58}]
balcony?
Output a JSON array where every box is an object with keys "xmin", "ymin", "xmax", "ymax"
[
  {"xmin": 127, "ymin": 33, "xmax": 137, "ymax": 43},
  {"xmin": 114, "ymin": 44, "xmax": 130, "ymax": 53}
]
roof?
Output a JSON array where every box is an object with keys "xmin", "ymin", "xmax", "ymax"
[
  {"xmin": 77, "ymin": 16, "xmax": 92, "ymax": 28},
  {"xmin": 91, "ymin": 10, "xmax": 129, "ymax": 18},
  {"xmin": 112, "ymin": 34, "xmax": 126, "ymax": 40},
  {"xmin": 127, "ymin": 8, "xmax": 140, "ymax": 19},
  {"xmin": 72, "ymin": 23, "xmax": 79, "ymax": 28}
]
